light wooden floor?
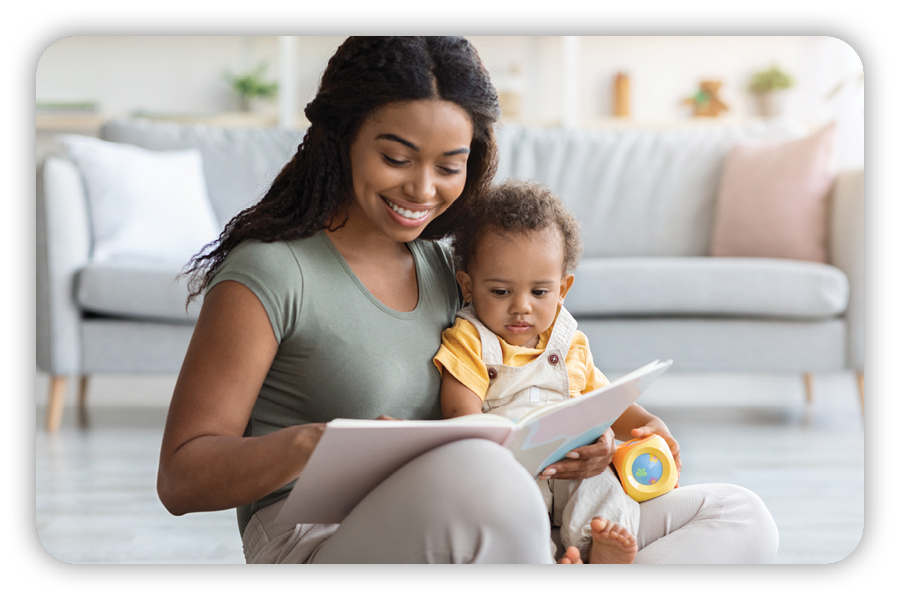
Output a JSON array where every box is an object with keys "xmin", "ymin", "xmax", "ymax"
[{"xmin": 35, "ymin": 378, "xmax": 864, "ymax": 564}]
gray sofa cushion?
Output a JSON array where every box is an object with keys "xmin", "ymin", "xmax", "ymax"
[
  {"xmin": 495, "ymin": 121, "xmax": 806, "ymax": 258},
  {"xmin": 76, "ymin": 262, "xmax": 199, "ymax": 323},
  {"xmin": 100, "ymin": 119, "xmax": 305, "ymax": 229},
  {"xmin": 565, "ymin": 257, "xmax": 849, "ymax": 319}
]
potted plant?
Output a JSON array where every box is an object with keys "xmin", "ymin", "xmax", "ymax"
[
  {"xmin": 224, "ymin": 62, "xmax": 279, "ymax": 112},
  {"xmin": 748, "ymin": 65, "xmax": 795, "ymax": 117}
]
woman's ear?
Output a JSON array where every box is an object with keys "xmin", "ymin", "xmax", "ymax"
[
  {"xmin": 558, "ymin": 273, "xmax": 575, "ymax": 305},
  {"xmin": 456, "ymin": 271, "xmax": 474, "ymax": 304}
]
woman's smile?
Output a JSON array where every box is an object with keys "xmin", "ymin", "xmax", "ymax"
[{"xmin": 382, "ymin": 196, "xmax": 433, "ymax": 225}]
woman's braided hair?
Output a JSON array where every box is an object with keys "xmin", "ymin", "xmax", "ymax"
[{"xmin": 183, "ymin": 36, "xmax": 501, "ymax": 305}]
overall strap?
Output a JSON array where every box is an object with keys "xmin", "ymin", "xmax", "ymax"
[
  {"xmin": 456, "ymin": 305, "xmax": 504, "ymax": 364},
  {"xmin": 546, "ymin": 306, "xmax": 578, "ymax": 354}
]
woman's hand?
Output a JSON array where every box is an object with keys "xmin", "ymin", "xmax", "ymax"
[
  {"xmin": 631, "ymin": 417, "xmax": 682, "ymax": 486},
  {"xmin": 538, "ymin": 428, "xmax": 615, "ymax": 481}
]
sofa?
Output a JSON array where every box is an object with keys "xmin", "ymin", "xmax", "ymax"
[{"xmin": 36, "ymin": 118, "xmax": 864, "ymax": 432}]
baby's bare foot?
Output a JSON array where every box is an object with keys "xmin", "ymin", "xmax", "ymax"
[
  {"xmin": 557, "ymin": 545, "xmax": 583, "ymax": 564},
  {"xmin": 588, "ymin": 516, "xmax": 637, "ymax": 564}
]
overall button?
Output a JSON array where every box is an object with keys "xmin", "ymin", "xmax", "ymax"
[
  {"xmin": 488, "ymin": 368, "xmax": 498, "ymax": 380},
  {"xmin": 548, "ymin": 353, "xmax": 560, "ymax": 365}
]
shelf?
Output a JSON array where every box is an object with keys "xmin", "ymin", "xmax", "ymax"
[
  {"xmin": 130, "ymin": 111, "xmax": 281, "ymax": 127},
  {"xmin": 499, "ymin": 116, "xmax": 810, "ymax": 131},
  {"xmin": 37, "ymin": 111, "xmax": 314, "ymax": 133},
  {"xmin": 36, "ymin": 114, "xmax": 105, "ymax": 132}
]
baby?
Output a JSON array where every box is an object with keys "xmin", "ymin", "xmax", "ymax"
[{"xmin": 433, "ymin": 179, "xmax": 681, "ymax": 564}]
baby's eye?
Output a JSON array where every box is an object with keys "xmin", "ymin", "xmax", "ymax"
[
  {"xmin": 532, "ymin": 289, "xmax": 549, "ymax": 297},
  {"xmin": 490, "ymin": 289, "xmax": 509, "ymax": 297}
]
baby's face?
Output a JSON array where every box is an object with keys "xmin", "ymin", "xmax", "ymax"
[{"xmin": 457, "ymin": 228, "xmax": 574, "ymax": 348}]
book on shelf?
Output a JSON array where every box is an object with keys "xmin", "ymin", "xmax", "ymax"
[{"xmin": 276, "ymin": 358, "xmax": 673, "ymax": 525}]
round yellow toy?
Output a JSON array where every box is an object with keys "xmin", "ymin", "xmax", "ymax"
[{"xmin": 612, "ymin": 434, "xmax": 678, "ymax": 502}]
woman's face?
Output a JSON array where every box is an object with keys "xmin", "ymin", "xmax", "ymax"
[{"xmin": 347, "ymin": 99, "xmax": 474, "ymax": 243}]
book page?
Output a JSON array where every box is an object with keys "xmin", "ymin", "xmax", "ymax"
[
  {"xmin": 446, "ymin": 413, "xmax": 513, "ymax": 426},
  {"xmin": 511, "ymin": 359, "xmax": 672, "ymax": 476},
  {"xmin": 514, "ymin": 359, "xmax": 663, "ymax": 427},
  {"xmin": 276, "ymin": 418, "xmax": 513, "ymax": 524}
]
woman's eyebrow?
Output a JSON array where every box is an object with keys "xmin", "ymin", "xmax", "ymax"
[{"xmin": 376, "ymin": 133, "xmax": 469, "ymax": 156}]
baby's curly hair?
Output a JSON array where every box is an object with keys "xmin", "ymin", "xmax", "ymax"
[{"xmin": 452, "ymin": 178, "xmax": 583, "ymax": 275}]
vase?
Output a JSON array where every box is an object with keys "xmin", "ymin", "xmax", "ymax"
[{"xmin": 754, "ymin": 90, "xmax": 788, "ymax": 117}]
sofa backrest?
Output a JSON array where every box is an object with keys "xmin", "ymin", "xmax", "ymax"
[
  {"xmin": 100, "ymin": 119, "xmax": 306, "ymax": 229},
  {"xmin": 495, "ymin": 121, "xmax": 804, "ymax": 258},
  {"xmin": 99, "ymin": 118, "xmax": 805, "ymax": 259}
]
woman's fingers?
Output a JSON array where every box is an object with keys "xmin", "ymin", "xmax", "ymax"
[
  {"xmin": 564, "ymin": 429, "xmax": 614, "ymax": 460},
  {"xmin": 541, "ymin": 459, "xmax": 606, "ymax": 480},
  {"xmin": 539, "ymin": 455, "xmax": 612, "ymax": 480},
  {"xmin": 540, "ymin": 429, "xmax": 615, "ymax": 480}
]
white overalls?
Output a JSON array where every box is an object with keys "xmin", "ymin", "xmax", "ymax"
[{"xmin": 457, "ymin": 304, "xmax": 641, "ymax": 561}]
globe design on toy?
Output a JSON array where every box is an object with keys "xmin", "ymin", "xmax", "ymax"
[{"xmin": 631, "ymin": 453, "xmax": 663, "ymax": 485}]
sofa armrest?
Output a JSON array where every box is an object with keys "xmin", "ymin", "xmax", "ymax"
[
  {"xmin": 828, "ymin": 169, "xmax": 864, "ymax": 371},
  {"xmin": 36, "ymin": 156, "xmax": 92, "ymax": 375}
]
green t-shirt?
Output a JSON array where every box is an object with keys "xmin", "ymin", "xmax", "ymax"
[{"xmin": 207, "ymin": 231, "xmax": 462, "ymax": 535}]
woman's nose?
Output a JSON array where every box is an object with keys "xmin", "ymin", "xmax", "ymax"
[{"xmin": 403, "ymin": 167, "xmax": 436, "ymax": 202}]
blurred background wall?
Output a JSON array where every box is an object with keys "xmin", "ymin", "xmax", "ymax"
[{"xmin": 36, "ymin": 36, "xmax": 863, "ymax": 166}]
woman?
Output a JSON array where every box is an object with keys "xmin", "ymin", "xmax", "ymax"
[{"xmin": 157, "ymin": 36, "xmax": 779, "ymax": 564}]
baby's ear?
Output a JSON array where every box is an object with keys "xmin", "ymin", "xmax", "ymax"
[
  {"xmin": 558, "ymin": 273, "xmax": 575, "ymax": 305},
  {"xmin": 456, "ymin": 271, "xmax": 474, "ymax": 303}
]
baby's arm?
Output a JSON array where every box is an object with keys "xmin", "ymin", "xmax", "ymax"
[
  {"xmin": 440, "ymin": 371, "xmax": 484, "ymax": 418},
  {"xmin": 612, "ymin": 404, "xmax": 682, "ymax": 475}
]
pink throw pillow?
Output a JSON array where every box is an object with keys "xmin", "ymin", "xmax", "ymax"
[{"xmin": 710, "ymin": 123, "xmax": 836, "ymax": 263}]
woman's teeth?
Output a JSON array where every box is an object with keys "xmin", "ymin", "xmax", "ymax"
[{"xmin": 385, "ymin": 199, "xmax": 428, "ymax": 219}]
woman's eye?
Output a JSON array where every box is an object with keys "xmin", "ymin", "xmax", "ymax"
[
  {"xmin": 439, "ymin": 165, "xmax": 463, "ymax": 175},
  {"xmin": 382, "ymin": 155, "xmax": 408, "ymax": 166}
]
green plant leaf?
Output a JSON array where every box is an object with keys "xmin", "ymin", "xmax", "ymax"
[
  {"xmin": 224, "ymin": 61, "xmax": 279, "ymax": 100},
  {"xmin": 748, "ymin": 65, "xmax": 795, "ymax": 93}
]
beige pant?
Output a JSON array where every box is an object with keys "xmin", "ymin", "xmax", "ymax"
[
  {"xmin": 243, "ymin": 439, "xmax": 553, "ymax": 564},
  {"xmin": 242, "ymin": 439, "xmax": 778, "ymax": 564}
]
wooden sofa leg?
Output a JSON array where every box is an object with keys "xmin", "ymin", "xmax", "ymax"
[
  {"xmin": 857, "ymin": 372, "xmax": 864, "ymax": 411},
  {"xmin": 803, "ymin": 373, "xmax": 815, "ymax": 405},
  {"xmin": 46, "ymin": 375, "xmax": 67, "ymax": 433},
  {"xmin": 77, "ymin": 375, "xmax": 90, "ymax": 428}
]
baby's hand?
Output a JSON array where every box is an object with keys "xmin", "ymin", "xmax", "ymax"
[{"xmin": 631, "ymin": 419, "xmax": 682, "ymax": 486}]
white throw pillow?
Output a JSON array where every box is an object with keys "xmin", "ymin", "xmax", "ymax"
[{"xmin": 58, "ymin": 135, "xmax": 221, "ymax": 266}]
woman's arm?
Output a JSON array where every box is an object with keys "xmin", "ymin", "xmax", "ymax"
[{"xmin": 157, "ymin": 281, "xmax": 324, "ymax": 516}]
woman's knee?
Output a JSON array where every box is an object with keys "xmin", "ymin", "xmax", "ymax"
[
  {"xmin": 717, "ymin": 483, "xmax": 779, "ymax": 563},
  {"xmin": 341, "ymin": 438, "xmax": 551, "ymax": 563},
  {"xmin": 406, "ymin": 439, "xmax": 550, "ymax": 541},
  {"xmin": 415, "ymin": 439, "xmax": 547, "ymax": 517}
]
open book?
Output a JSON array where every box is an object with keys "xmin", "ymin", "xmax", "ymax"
[{"xmin": 276, "ymin": 359, "xmax": 673, "ymax": 525}]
